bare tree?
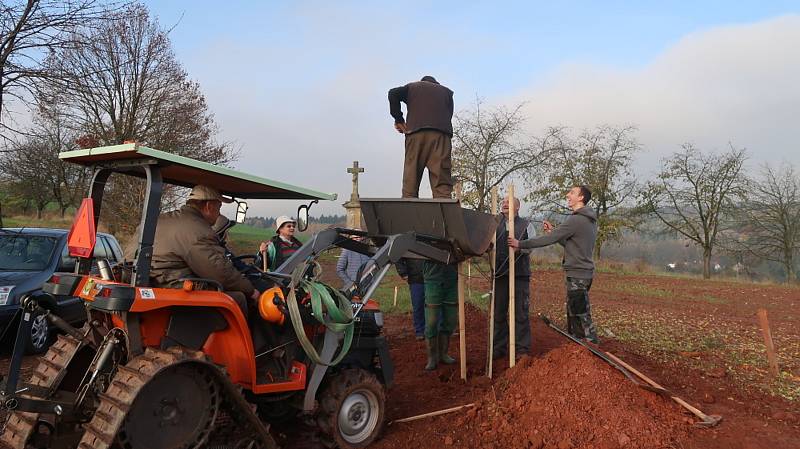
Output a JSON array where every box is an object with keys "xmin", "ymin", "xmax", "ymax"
[
  {"xmin": 452, "ymin": 98, "xmax": 553, "ymax": 212},
  {"xmin": 526, "ymin": 125, "xmax": 643, "ymax": 258},
  {"xmin": 37, "ymin": 3, "xmax": 237, "ymax": 232},
  {"xmin": 1, "ymin": 137, "xmax": 54, "ymax": 219},
  {"xmin": 0, "ymin": 0, "xmax": 114, "ymax": 141},
  {"xmin": 640, "ymin": 144, "xmax": 747, "ymax": 278},
  {"xmin": 729, "ymin": 164, "xmax": 800, "ymax": 283},
  {"xmin": 0, "ymin": 105, "xmax": 89, "ymax": 218}
]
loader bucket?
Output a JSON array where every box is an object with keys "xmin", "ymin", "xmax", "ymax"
[{"xmin": 359, "ymin": 198, "xmax": 501, "ymax": 260}]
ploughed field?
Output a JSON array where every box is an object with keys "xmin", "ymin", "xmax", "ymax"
[
  {"xmin": 371, "ymin": 268, "xmax": 800, "ymax": 449},
  {"xmin": 2, "ymin": 268, "xmax": 798, "ymax": 449}
]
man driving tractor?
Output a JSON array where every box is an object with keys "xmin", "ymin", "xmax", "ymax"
[{"xmin": 129, "ymin": 184, "xmax": 261, "ymax": 316}]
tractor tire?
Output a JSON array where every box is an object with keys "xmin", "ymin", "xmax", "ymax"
[
  {"xmin": 317, "ymin": 369, "xmax": 385, "ymax": 449},
  {"xmin": 78, "ymin": 346, "xmax": 276, "ymax": 449},
  {"xmin": 78, "ymin": 347, "xmax": 222, "ymax": 449}
]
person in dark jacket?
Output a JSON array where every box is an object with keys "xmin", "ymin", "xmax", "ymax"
[
  {"xmin": 255, "ymin": 215, "xmax": 303, "ymax": 271},
  {"xmin": 395, "ymin": 258, "xmax": 425, "ymax": 340},
  {"xmin": 388, "ymin": 76, "xmax": 454, "ymax": 199},
  {"xmin": 493, "ymin": 197, "xmax": 536, "ymax": 358},
  {"xmin": 509, "ymin": 185, "xmax": 599, "ymax": 343}
]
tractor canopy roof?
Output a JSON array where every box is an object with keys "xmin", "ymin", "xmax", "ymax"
[{"xmin": 60, "ymin": 143, "xmax": 336, "ymax": 201}]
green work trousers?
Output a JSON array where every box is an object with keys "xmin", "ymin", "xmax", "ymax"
[{"xmin": 424, "ymin": 282, "xmax": 458, "ymax": 339}]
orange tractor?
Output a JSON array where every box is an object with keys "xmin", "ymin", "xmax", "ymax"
[
  {"xmin": 0, "ymin": 144, "xmax": 406, "ymax": 449},
  {"xmin": 0, "ymin": 144, "xmax": 498, "ymax": 449}
]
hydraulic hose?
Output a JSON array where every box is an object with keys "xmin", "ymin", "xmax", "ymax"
[{"xmin": 285, "ymin": 262, "xmax": 354, "ymax": 366}]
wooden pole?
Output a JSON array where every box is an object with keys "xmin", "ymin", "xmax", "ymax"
[
  {"xmin": 487, "ymin": 186, "xmax": 498, "ymax": 378},
  {"xmin": 389, "ymin": 403, "xmax": 475, "ymax": 425},
  {"xmin": 262, "ymin": 249, "xmax": 268, "ymax": 272},
  {"xmin": 393, "ymin": 285, "xmax": 398, "ymax": 307},
  {"xmin": 467, "ymin": 261, "xmax": 472, "ymax": 298},
  {"xmin": 757, "ymin": 308, "xmax": 780, "ymax": 377},
  {"xmin": 508, "ymin": 184, "xmax": 516, "ymax": 368},
  {"xmin": 455, "ymin": 183, "xmax": 467, "ymax": 380},
  {"xmin": 605, "ymin": 352, "xmax": 722, "ymax": 426}
]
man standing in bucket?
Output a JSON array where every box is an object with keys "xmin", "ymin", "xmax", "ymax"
[
  {"xmin": 388, "ymin": 75, "xmax": 454, "ymax": 199},
  {"xmin": 508, "ymin": 185, "xmax": 599, "ymax": 343}
]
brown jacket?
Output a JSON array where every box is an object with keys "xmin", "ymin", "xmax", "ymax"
[
  {"xmin": 388, "ymin": 80, "xmax": 454, "ymax": 136},
  {"xmin": 147, "ymin": 205, "xmax": 255, "ymax": 296}
]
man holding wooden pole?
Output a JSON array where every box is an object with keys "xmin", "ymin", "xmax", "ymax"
[
  {"xmin": 492, "ymin": 196, "xmax": 535, "ymax": 361},
  {"xmin": 508, "ymin": 185, "xmax": 599, "ymax": 343}
]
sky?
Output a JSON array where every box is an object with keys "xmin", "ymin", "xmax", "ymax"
[{"xmin": 142, "ymin": 1, "xmax": 800, "ymax": 218}]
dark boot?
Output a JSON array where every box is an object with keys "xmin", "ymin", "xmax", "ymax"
[
  {"xmin": 424, "ymin": 338, "xmax": 439, "ymax": 371},
  {"xmin": 438, "ymin": 334, "xmax": 456, "ymax": 365}
]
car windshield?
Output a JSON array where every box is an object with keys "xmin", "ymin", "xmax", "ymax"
[{"xmin": 0, "ymin": 234, "xmax": 58, "ymax": 271}]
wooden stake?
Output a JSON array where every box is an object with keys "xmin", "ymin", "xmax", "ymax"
[
  {"xmin": 262, "ymin": 249, "xmax": 268, "ymax": 272},
  {"xmin": 508, "ymin": 184, "xmax": 516, "ymax": 368},
  {"xmin": 458, "ymin": 261, "xmax": 467, "ymax": 380},
  {"xmin": 467, "ymin": 261, "xmax": 472, "ymax": 298},
  {"xmin": 388, "ymin": 403, "xmax": 475, "ymax": 425},
  {"xmin": 757, "ymin": 308, "xmax": 780, "ymax": 377},
  {"xmin": 487, "ymin": 186, "xmax": 498, "ymax": 378},
  {"xmin": 455, "ymin": 183, "xmax": 467, "ymax": 380},
  {"xmin": 393, "ymin": 285, "xmax": 398, "ymax": 307}
]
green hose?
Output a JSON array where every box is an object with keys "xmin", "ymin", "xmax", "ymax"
[{"xmin": 285, "ymin": 263, "xmax": 354, "ymax": 366}]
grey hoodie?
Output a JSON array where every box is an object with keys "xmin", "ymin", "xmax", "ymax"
[{"xmin": 518, "ymin": 206, "xmax": 598, "ymax": 278}]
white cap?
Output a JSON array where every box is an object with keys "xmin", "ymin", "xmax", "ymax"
[
  {"xmin": 275, "ymin": 215, "xmax": 296, "ymax": 230},
  {"xmin": 188, "ymin": 185, "xmax": 232, "ymax": 203}
]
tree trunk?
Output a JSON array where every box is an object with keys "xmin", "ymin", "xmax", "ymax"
[
  {"xmin": 702, "ymin": 247, "xmax": 712, "ymax": 279},
  {"xmin": 594, "ymin": 239, "xmax": 603, "ymax": 261},
  {"xmin": 36, "ymin": 203, "xmax": 45, "ymax": 219}
]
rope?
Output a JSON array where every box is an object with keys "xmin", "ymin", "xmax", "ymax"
[{"xmin": 285, "ymin": 262, "xmax": 354, "ymax": 366}]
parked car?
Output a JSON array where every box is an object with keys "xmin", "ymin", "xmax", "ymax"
[{"xmin": 0, "ymin": 228, "xmax": 124, "ymax": 353}]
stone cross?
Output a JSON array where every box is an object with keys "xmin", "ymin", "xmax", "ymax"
[{"xmin": 347, "ymin": 160, "xmax": 364, "ymax": 201}]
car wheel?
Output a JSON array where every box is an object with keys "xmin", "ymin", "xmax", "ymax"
[{"xmin": 25, "ymin": 312, "xmax": 51, "ymax": 354}]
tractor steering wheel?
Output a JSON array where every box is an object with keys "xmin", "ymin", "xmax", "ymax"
[{"xmin": 230, "ymin": 254, "xmax": 265, "ymax": 275}]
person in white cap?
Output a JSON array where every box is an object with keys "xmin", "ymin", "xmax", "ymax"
[
  {"xmin": 255, "ymin": 215, "xmax": 303, "ymax": 271},
  {"xmin": 145, "ymin": 184, "xmax": 260, "ymax": 317}
]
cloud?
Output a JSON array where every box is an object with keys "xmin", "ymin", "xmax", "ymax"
[
  {"xmin": 514, "ymin": 15, "xmax": 800, "ymax": 172},
  {"xmin": 205, "ymin": 14, "xmax": 800, "ymax": 218}
]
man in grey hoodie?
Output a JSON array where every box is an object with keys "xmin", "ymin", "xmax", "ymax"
[{"xmin": 508, "ymin": 185, "xmax": 599, "ymax": 343}]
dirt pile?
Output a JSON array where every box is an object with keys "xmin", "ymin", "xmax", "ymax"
[{"xmin": 446, "ymin": 345, "xmax": 690, "ymax": 449}]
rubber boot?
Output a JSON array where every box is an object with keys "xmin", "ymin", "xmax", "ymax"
[
  {"xmin": 438, "ymin": 334, "xmax": 456, "ymax": 365},
  {"xmin": 424, "ymin": 338, "xmax": 439, "ymax": 371}
]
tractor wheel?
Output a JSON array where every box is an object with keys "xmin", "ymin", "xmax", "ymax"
[
  {"xmin": 317, "ymin": 369, "xmax": 385, "ymax": 449},
  {"xmin": 115, "ymin": 363, "xmax": 221, "ymax": 449}
]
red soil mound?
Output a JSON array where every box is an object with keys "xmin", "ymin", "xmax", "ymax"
[{"xmin": 386, "ymin": 344, "xmax": 690, "ymax": 449}]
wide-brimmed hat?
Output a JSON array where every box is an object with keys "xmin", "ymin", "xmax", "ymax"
[
  {"xmin": 275, "ymin": 215, "xmax": 296, "ymax": 230},
  {"xmin": 188, "ymin": 185, "xmax": 232, "ymax": 203}
]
